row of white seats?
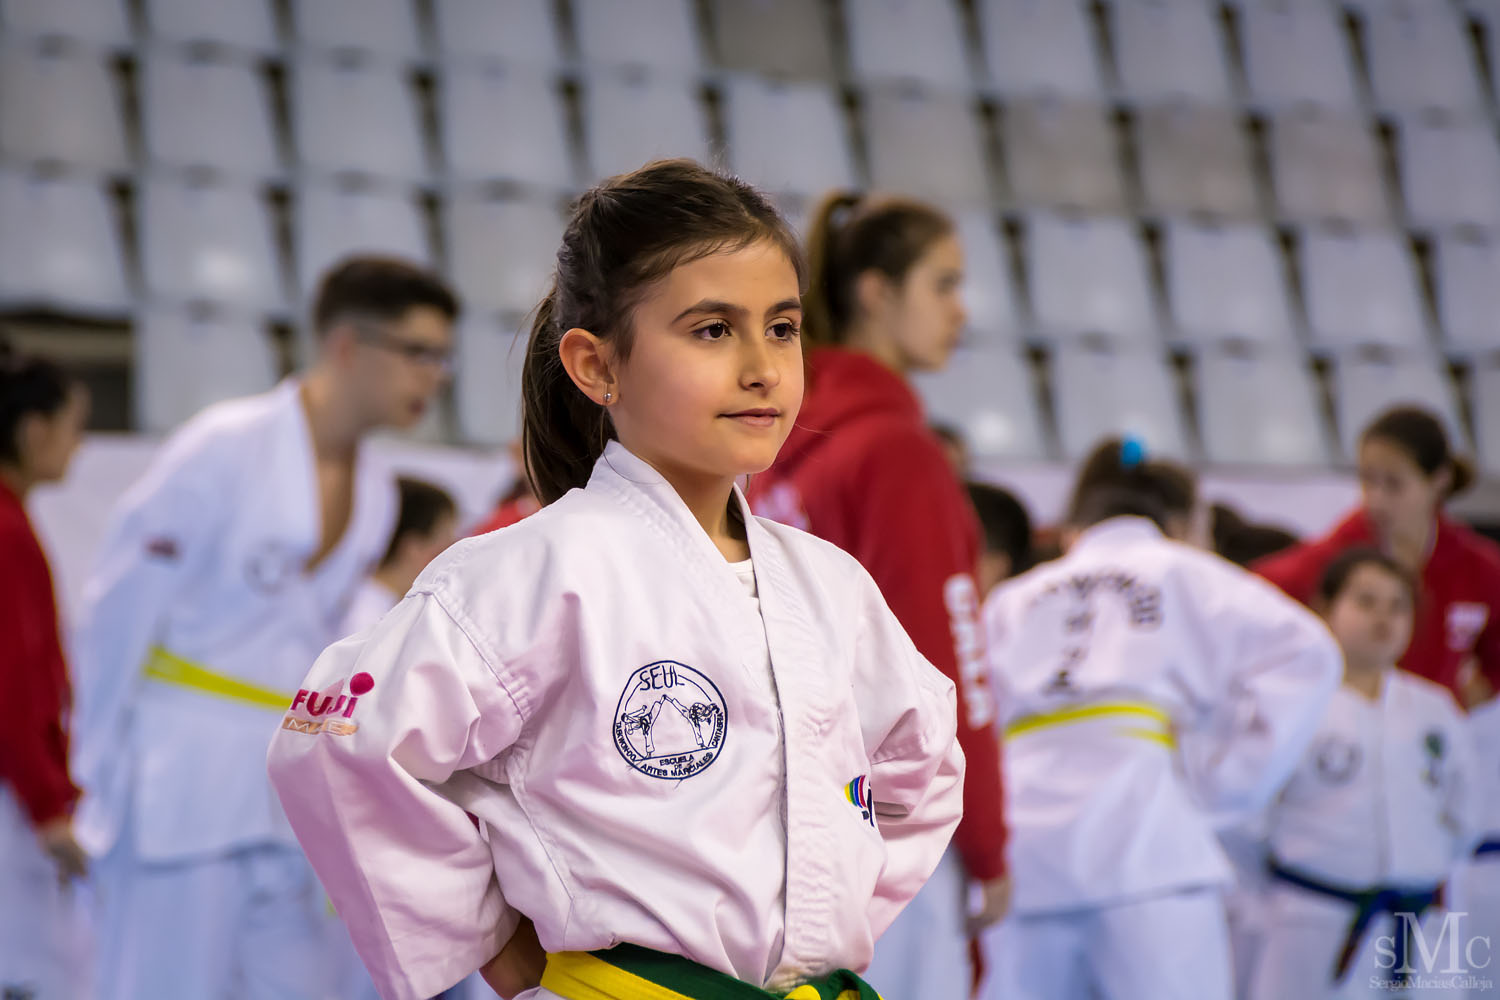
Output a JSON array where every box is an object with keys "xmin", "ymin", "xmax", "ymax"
[
  {"xmin": 6, "ymin": 167, "xmax": 1496, "ymax": 356},
  {"xmin": 8, "ymin": 41, "xmax": 1500, "ymax": 225},
  {"xmin": 134, "ymin": 304, "xmax": 1500, "ymax": 480},
  {"xmin": 4, "ymin": 0, "xmax": 1499, "ymax": 113}
]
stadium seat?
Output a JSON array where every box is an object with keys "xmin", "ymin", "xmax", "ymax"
[
  {"xmin": 293, "ymin": 181, "xmax": 432, "ymax": 297},
  {"xmin": 0, "ymin": 40, "xmax": 129, "ymax": 172},
  {"xmin": 1396, "ymin": 113, "xmax": 1500, "ymax": 230},
  {"xmin": 1134, "ymin": 105, "xmax": 1259, "ymax": 220},
  {"xmin": 1268, "ymin": 109, "xmax": 1391, "ymax": 224},
  {"xmin": 0, "ymin": 166, "xmax": 131, "ymax": 315},
  {"xmin": 431, "ymin": 0, "xmax": 562, "ymax": 68},
  {"xmin": 1194, "ymin": 345, "xmax": 1331, "ymax": 466},
  {"xmin": 453, "ymin": 313, "xmax": 527, "ymax": 446},
  {"xmin": 721, "ymin": 76, "xmax": 855, "ymax": 199},
  {"xmin": 1051, "ymin": 342, "xmax": 1189, "ymax": 460},
  {"xmin": 911, "ymin": 345, "xmax": 1048, "ymax": 460},
  {"xmin": 844, "ymin": 0, "xmax": 973, "ymax": 91},
  {"xmin": 1, "ymin": 0, "xmax": 132, "ymax": 48},
  {"xmin": 1003, "ymin": 98, "xmax": 1127, "ymax": 214},
  {"xmin": 443, "ymin": 194, "xmax": 565, "ymax": 316},
  {"xmin": 1362, "ymin": 2, "xmax": 1483, "ymax": 114},
  {"xmin": 1163, "ymin": 219, "xmax": 1297, "ymax": 348},
  {"xmin": 140, "ymin": 49, "xmax": 282, "ymax": 177},
  {"xmin": 1239, "ymin": 0, "xmax": 1360, "ymax": 110},
  {"xmin": 1109, "ymin": 0, "xmax": 1232, "ymax": 105},
  {"xmin": 952, "ymin": 210, "xmax": 1023, "ymax": 343},
  {"xmin": 289, "ymin": 52, "xmax": 429, "ymax": 183},
  {"xmin": 1431, "ymin": 228, "xmax": 1500, "ymax": 354},
  {"xmin": 977, "ymin": 0, "xmax": 1102, "ymax": 99},
  {"xmin": 1471, "ymin": 359, "xmax": 1500, "ymax": 477},
  {"xmin": 143, "ymin": 0, "xmax": 279, "ymax": 52},
  {"xmin": 138, "ymin": 174, "xmax": 287, "ymax": 312},
  {"xmin": 289, "ymin": 0, "xmax": 423, "ymax": 61},
  {"xmin": 581, "ymin": 75, "xmax": 711, "ymax": 183},
  {"xmin": 134, "ymin": 306, "xmax": 279, "ymax": 432},
  {"xmin": 1330, "ymin": 349, "xmax": 1467, "ymax": 460},
  {"xmin": 863, "ymin": 89, "xmax": 992, "ymax": 205},
  {"xmin": 438, "ymin": 65, "xmax": 573, "ymax": 189},
  {"xmin": 1300, "ymin": 226, "xmax": 1430, "ymax": 351},
  {"xmin": 571, "ymin": 0, "xmax": 702, "ymax": 77},
  {"xmin": 1026, "ymin": 213, "xmax": 1159, "ymax": 345},
  {"xmin": 709, "ymin": 0, "xmax": 837, "ymax": 81}
]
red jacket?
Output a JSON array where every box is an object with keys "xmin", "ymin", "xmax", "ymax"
[
  {"xmin": 1254, "ymin": 508, "xmax": 1500, "ymax": 699},
  {"xmin": 746, "ymin": 347, "xmax": 1007, "ymax": 882},
  {"xmin": 0, "ymin": 480, "xmax": 79, "ymax": 828}
]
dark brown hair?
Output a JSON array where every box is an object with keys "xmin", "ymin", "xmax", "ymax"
[
  {"xmin": 0, "ymin": 338, "xmax": 76, "ymax": 464},
  {"xmin": 1066, "ymin": 437, "xmax": 1198, "ymax": 532},
  {"xmin": 1318, "ymin": 546, "xmax": 1415, "ymax": 607},
  {"xmin": 521, "ymin": 159, "xmax": 806, "ymax": 505},
  {"xmin": 379, "ymin": 477, "xmax": 457, "ymax": 568},
  {"xmin": 802, "ymin": 190, "xmax": 954, "ymax": 346},
  {"xmin": 1361, "ymin": 406, "xmax": 1475, "ymax": 498},
  {"xmin": 311, "ymin": 256, "xmax": 460, "ymax": 336}
]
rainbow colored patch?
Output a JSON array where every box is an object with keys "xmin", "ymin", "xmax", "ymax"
[{"xmin": 844, "ymin": 775, "xmax": 874, "ymax": 827}]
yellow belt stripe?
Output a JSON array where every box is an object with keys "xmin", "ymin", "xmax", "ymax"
[
  {"xmin": 542, "ymin": 952, "xmax": 697, "ymax": 1000},
  {"xmin": 141, "ymin": 645, "xmax": 295, "ymax": 712},
  {"xmin": 1004, "ymin": 700, "xmax": 1174, "ymax": 746}
]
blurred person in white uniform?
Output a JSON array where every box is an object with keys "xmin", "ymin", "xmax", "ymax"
[
  {"xmin": 980, "ymin": 437, "xmax": 1341, "ymax": 1000},
  {"xmin": 1248, "ymin": 548, "xmax": 1480, "ymax": 999},
  {"xmin": 340, "ymin": 476, "xmax": 458, "ymax": 637},
  {"xmin": 71, "ymin": 257, "xmax": 459, "ymax": 1000}
]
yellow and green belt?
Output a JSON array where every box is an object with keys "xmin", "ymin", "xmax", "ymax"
[{"xmin": 542, "ymin": 944, "xmax": 882, "ymax": 1000}]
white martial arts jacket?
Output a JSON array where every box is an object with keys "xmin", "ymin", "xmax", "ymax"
[
  {"xmin": 267, "ymin": 441, "xmax": 964, "ymax": 1000},
  {"xmin": 983, "ymin": 517, "xmax": 1342, "ymax": 914},
  {"xmin": 72, "ymin": 380, "xmax": 396, "ymax": 861},
  {"xmin": 1268, "ymin": 671, "xmax": 1479, "ymax": 889}
]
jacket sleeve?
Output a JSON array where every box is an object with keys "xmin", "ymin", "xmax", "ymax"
[
  {"xmin": 70, "ymin": 433, "xmax": 221, "ymax": 808},
  {"xmin": 848, "ymin": 426, "xmax": 1007, "ymax": 882},
  {"xmin": 267, "ymin": 590, "xmax": 526, "ymax": 1000},
  {"xmin": 1178, "ymin": 563, "xmax": 1343, "ymax": 816},
  {"xmin": 0, "ymin": 530, "xmax": 78, "ymax": 828},
  {"xmin": 849, "ymin": 564, "xmax": 965, "ymax": 939}
]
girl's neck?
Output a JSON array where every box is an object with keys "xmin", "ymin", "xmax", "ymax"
[
  {"xmin": 1343, "ymin": 660, "xmax": 1387, "ymax": 701},
  {"xmin": 0, "ymin": 464, "xmax": 33, "ymax": 499},
  {"xmin": 627, "ymin": 446, "xmax": 748, "ymax": 561},
  {"xmin": 1382, "ymin": 520, "xmax": 1434, "ymax": 575},
  {"xmin": 840, "ymin": 322, "xmax": 907, "ymax": 375}
]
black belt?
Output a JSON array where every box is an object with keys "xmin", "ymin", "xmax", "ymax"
[{"xmin": 1268, "ymin": 858, "xmax": 1440, "ymax": 982}]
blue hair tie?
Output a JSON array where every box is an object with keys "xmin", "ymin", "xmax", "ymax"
[{"xmin": 1120, "ymin": 436, "xmax": 1147, "ymax": 469}]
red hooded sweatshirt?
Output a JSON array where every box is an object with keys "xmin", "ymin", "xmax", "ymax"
[
  {"xmin": 0, "ymin": 479, "xmax": 79, "ymax": 828},
  {"xmin": 1254, "ymin": 508, "xmax": 1500, "ymax": 700},
  {"xmin": 747, "ymin": 347, "xmax": 1007, "ymax": 882}
]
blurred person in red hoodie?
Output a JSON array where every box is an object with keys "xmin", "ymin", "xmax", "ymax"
[
  {"xmin": 746, "ymin": 191, "xmax": 1007, "ymax": 1000},
  {"xmin": 1253, "ymin": 405, "xmax": 1500, "ymax": 982},
  {"xmin": 0, "ymin": 341, "xmax": 90, "ymax": 999}
]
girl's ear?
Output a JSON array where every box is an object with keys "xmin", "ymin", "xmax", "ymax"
[{"xmin": 558, "ymin": 327, "xmax": 616, "ymax": 405}]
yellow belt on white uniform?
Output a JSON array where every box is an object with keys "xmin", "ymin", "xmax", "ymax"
[
  {"xmin": 1003, "ymin": 700, "xmax": 1176, "ymax": 748},
  {"xmin": 141, "ymin": 645, "xmax": 295, "ymax": 711}
]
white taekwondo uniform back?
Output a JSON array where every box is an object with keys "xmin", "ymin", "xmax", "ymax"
[
  {"xmin": 1249, "ymin": 672, "xmax": 1480, "ymax": 1000},
  {"xmin": 978, "ymin": 517, "xmax": 1340, "ymax": 1000},
  {"xmin": 71, "ymin": 380, "xmax": 396, "ymax": 1000},
  {"xmin": 267, "ymin": 441, "xmax": 965, "ymax": 1000}
]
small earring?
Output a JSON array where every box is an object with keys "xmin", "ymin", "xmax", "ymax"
[{"xmin": 602, "ymin": 391, "xmax": 613, "ymax": 405}]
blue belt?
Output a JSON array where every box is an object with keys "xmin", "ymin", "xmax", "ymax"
[
  {"xmin": 1269, "ymin": 859, "xmax": 1440, "ymax": 983},
  {"xmin": 1476, "ymin": 839, "xmax": 1500, "ymax": 858}
]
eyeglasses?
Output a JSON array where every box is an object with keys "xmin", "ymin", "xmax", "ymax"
[{"xmin": 352, "ymin": 323, "xmax": 454, "ymax": 374}]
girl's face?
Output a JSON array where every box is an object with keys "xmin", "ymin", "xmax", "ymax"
[
  {"xmin": 608, "ymin": 240, "xmax": 805, "ymax": 488},
  {"xmin": 1325, "ymin": 563, "xmax": 1415, "ymax": 670},
  {"xmin": 886, "ymin": 234, "xmax": 967, "ymax": 372},
  {"xmin": 1358, "ymin": 435, "xmax": 1446, "ymax": 543},
  {"xmin": 17, "ymin": 385, "xmax": 89, "ymax": 484}
]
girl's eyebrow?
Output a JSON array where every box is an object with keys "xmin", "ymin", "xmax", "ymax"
[{"xmin": 672, "ymin": 298, "xmax": 803, "ymax": 323}]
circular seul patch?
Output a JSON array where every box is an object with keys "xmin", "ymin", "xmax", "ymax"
[{"xmin": 612, "ymin": 660, "xmax": 727, "ymax": 781}]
